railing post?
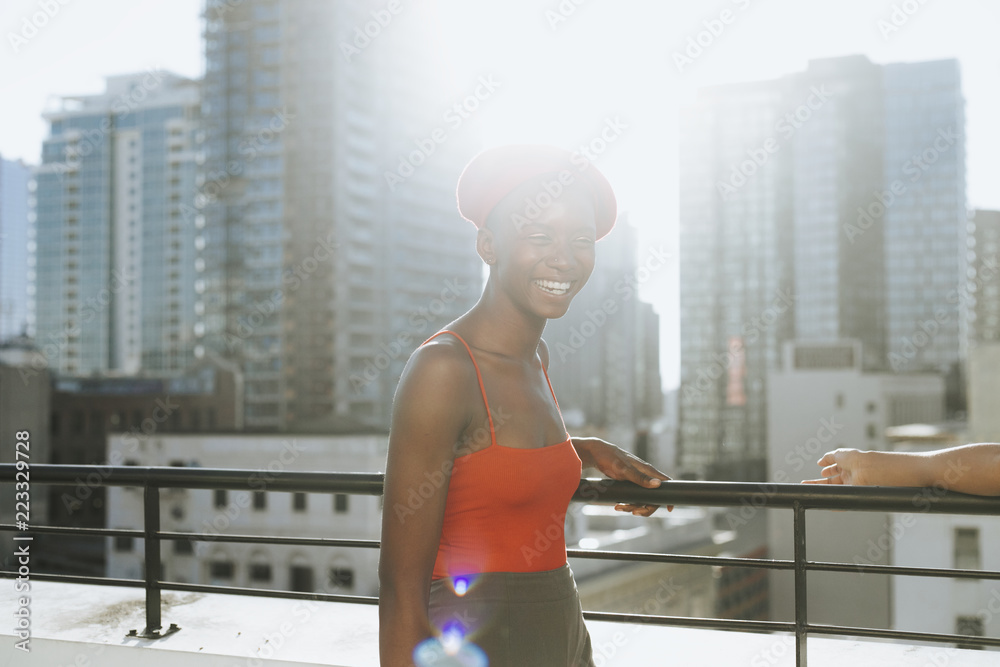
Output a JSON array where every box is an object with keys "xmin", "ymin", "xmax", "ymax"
[
  {"xmin": 143, "ymin": 483, "xmax": 162, "ymax": 635},
  {"xmin": 127, "ymin": 482, "xmax": 178, "ymax": 639},
  {"xmin": 793, "ymin": 501, "xmax": 807, "ymax": 667}
]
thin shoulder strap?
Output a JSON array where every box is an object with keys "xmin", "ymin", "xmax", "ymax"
[
  {"xmin": 420, "ymin": 330, "xmax": 496, "ymax": 447},
  {"xmin": 540, "ymin": 362, "xmax": 569, "ymax": 438}
]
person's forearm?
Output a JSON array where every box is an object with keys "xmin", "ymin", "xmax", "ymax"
[
  {"xmin": 923, "ymin": 443, "xmax": 1000, "ymax": 495},
  {"xmin": 858, "ymin": 444, "xmax": 1000, "ymax": 495},
  {"xmin": 378, "ymin": 589, "xmax": 435, "ymax": 666}
]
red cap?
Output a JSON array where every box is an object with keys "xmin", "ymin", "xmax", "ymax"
[{"xmin": 456, "ymin": 144, "xmax": 617, "ymax": 240}]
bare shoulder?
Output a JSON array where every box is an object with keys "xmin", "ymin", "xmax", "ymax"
[
  {"xmin": 537, "ymin": 337, "xmax": 550, "ymax": 369},
  {"xmin": 392, "ymin": 333, "xmax": 477, "ymax": 426}
]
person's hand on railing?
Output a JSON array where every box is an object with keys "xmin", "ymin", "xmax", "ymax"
[
  {"xmin": 802, "ymin": 448, "xmax": 870, "ymax": 486},
  {"xmin": 803, "ymin": 444, "xmax": 1000, "ymax": 496},
  {"xmin": 572, "ymin": 437, "xmax": 673, "ymax": 514}
]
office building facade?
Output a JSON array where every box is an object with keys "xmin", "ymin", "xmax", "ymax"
[
  {"xmin": 33, "ymin": 72, "xmax": 201, "ymax": 376},
  {"xmin": 199, "ymin": 0, "xmax": 481, "ymax": 431},
  {"xmin": 0, "ymin": 156, "xmax": 31, "ymax": 340},
  {"xmin": 678, "ymin": 56, "xmax": 966, "ymax": 477}
]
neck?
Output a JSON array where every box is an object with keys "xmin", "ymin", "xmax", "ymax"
[{"xmin": 459, "ymin": 278, "xmax": 546, "ymax": 362}]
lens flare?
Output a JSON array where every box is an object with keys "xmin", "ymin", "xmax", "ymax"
[
  {"xmin": 413, "ymin": 634, "xmax": 488, "ymax": 667},
  {"xmin": 454, "ymin": 577, "xmax": 469, "ymax": 596}
]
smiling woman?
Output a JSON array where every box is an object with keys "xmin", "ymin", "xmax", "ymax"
[{"xmin": 378, "ymin": 145, "xmax": 672, "ymax": 667}]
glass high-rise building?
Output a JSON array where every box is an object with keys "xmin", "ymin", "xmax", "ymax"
[
  {"xmin": 678, "ymin": 56, "xmax": 966, "ymax": 477},
  {"xmin": 33, "ymin": 72, "xmax": 201, "ymax": 376},
  {"xmin": 199, "ymin": 0, "xmax": 481, "ymax": 431},
  {"xmin": 0, "ymin": 155, "xmax": 31, "ymax": 340}
]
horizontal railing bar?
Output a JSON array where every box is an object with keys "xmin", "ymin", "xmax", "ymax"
[
  {"xmin": 573, "ymin": 479, "xmax": 1000, "ymax": 515},
  {"xmin": 162, "ymin": 580, "xmax": 380, "ymax": 605},
  {"xmin": 160, "ymin": 531, "xmax": 381, "ymax": 549},
  {"xmin": 9, "ymin": 464, "xmax": 1000, "ymax": 515},
  {"xmin": 582, "ymin": 610, "xmax": 792, "ymax": 634},
  {"xmin": 808, "ymin": 622, "xmax": 1000, "ymax": 648},
  {"xmin": 808, "ymin": 559, "xmax": 1000, "ymax": 581},
  {"xmin": 0, "ymin": 570, "xmax": 143, "ymax": 588},
  {"xmin": 0, "ymin": 569, "xmax": 378, "ymax": 605},
  {"xmin": 0, "ymin": 523, "xmax": 143, "ymax": 538},
  {"xmin": 569, "ymin": 548, "xmax": 795, "ymax": 570},
  {"xmin": 2, "ymin": 464, "xmax": 384, "ymax": 495}
]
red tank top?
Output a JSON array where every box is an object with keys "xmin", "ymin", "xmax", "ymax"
[{"xmin": 422, "ymin": 330, "xmax": 582, "ymax": 580}]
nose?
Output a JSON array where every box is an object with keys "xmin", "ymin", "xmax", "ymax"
[{"xmin": 545, "ymin": 242, "xmax": 573, "ymax": 271}]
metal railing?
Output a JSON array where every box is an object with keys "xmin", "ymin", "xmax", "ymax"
[{"xmin": 3, "ymin": 463, "xmax": 1000, "ymax": 665}]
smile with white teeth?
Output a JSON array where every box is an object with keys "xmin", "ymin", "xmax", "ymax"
[{"xmin": 533, "ymin": 279, "xmax": 572, "ymax": 296}]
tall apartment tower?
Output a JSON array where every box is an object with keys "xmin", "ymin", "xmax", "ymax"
[
  {"xmin": 969, "ymin": 209, "xmax": 1000, "ymax": 345},
  {"xmin": 678, "ymin": 56, "xmax": 966, "ymax": 478},
  {"xmin": 199, "ymin": 0, "xmax": 481, "ymax": 431},
  {"xmin": 544, "ymin": 217, "xmax": 663, "ymax": 438},
  {"xmin": 0, "ymin": 156, "xmax": 31, "ymax": 340},
  {"xmin": 33, "ymin": 72, "xmax": 201, "ymax": 376},
  {"xmin": 678, "ymin": 72, "xmax": 795, "ymax": 479}
]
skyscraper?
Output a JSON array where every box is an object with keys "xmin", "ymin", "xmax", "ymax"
[
  {"xmin": 967, "ymin": 209, "xmax": 999, "ymax": 345},
  {"xmin": 33, "ymin": 71, "xmax": 201, "ymax": 376},
  {"xmin": 678, "ymin": 56, "xmax": 966, "ymax": 477},
  {"xmin": 199, "ymin": 0, "xmax": 481, "ymax": 431},
  {"xmin": 678, "ymin": 73, "xmax": 794, "ymax": 478},
  {"xmin": 0, "ymin": 155, "xmax": 31, "ymax": 340}
]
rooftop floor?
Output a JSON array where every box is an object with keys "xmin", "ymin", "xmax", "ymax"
[{"xmin": 2, "ymin": 580, "xmax": 997, "ymax": 666}]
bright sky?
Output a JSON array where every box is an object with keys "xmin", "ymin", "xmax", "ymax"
[{"xmin": 2, "ymin": 0, "xmax": 998, "ymax": 390}]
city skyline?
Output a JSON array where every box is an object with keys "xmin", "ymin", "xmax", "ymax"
[{"xmin": 3, "ymin": 0, "xmax": 1000, "ymax": 389}]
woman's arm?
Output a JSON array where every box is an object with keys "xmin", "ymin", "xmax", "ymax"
[
  {"xmin": 379, "ymin": 343, "xmax": 474, "ymax": 667},
  {"xmin": 804, "ymin": 443, "xmax": 1000, "ymax": 496}
]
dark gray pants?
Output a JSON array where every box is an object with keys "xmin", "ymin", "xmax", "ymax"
[{"xmin": 428, "ymin": 563, "xmax": 595, "ymax": 667}]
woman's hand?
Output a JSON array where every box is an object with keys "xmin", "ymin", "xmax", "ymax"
[{"xmin": 573, "ymin": 437, "xmax": 672, "ymax": 515}]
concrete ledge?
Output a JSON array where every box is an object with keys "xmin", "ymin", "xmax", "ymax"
[{"xmin": 2, "ymin": 580, "xmax": 997, "ymax": 666}]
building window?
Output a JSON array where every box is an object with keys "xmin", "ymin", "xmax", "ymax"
[
  {"xmin": 293, "ymin": 492, "xmax": 307, "ymax": 512},
  {"xmin": 89, "ymin": 410, "xmax": 104, "ymax": 435},
  {"xmin": 955, "ymin": 615, "xmax": 985, "ymax": 649},
  {"xmin": 174, "ymin": 539, "xmax": 194, "ymax": 555},
  {"xmin": 72, "ymin": 410, "xmax": 85, "ymax": 435},
  {"xmin": 210, "ymin": 560, "xmax": 235, "ymax": 580},
  {"xmin": 330, "ymin": 568, "xmax": 354, "ymax": 591},
  {"xmin": 954, "ymin": 527, "xmax": 981, "ymax": 570},
  {"xmin": 334, "ymin": 494, "xmax": 349, "ymax": 513},
  {"xmin": 214, "ymin": 489, "xmax": 228, "ymax": 508},
  {"xmin": 114, "ymin": 536, "xmax": 133, "ymax": 552},
  {"xmin": 290, "ymin": 565, "xmax": 314, "ymax": 593},
  {"xmin": 249, "ymin": 563, "xmax": 272, "ymax": 583},
  {"xmin": 253, "ymin": 491, "xmax": 267, "ymax": 510}
]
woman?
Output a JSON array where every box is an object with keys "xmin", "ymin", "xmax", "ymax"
[{"xmin": 378, "ymin": 144, "xmax": 671, "ymax": 667}]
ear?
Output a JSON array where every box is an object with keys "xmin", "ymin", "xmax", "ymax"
[{"xmin": 476, "ymin": 226, "xmax": 497, "ymax": 266}]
